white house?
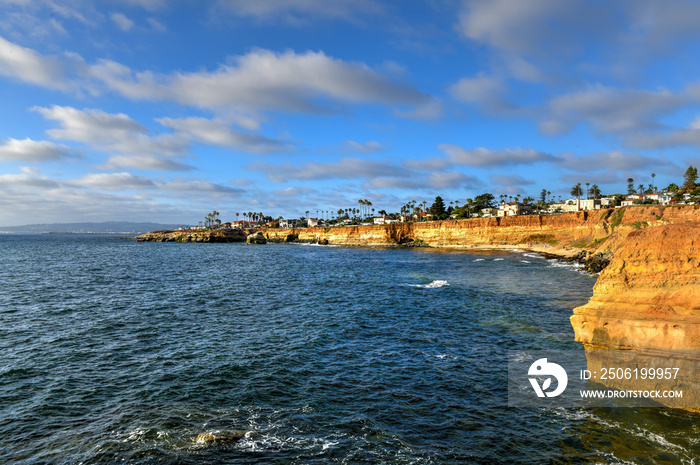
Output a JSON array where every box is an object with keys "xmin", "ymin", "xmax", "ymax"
[
  {"xmin": 373, "ymin": 216, "xmax": 394, "ymax": 225},
  {"xmin": 497, "ymin": 202, "xmax": 532, "ymax": 217},
  {"xmin": 279, "ymin": 219, "xmax": 300, "ymax": 228}
]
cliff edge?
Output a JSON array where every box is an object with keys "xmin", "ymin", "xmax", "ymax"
[{"xmin": 571, "ymin": 222, "xmax": 700, "ymax": 351}]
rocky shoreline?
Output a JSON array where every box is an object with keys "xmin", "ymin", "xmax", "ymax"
[{"xmin": 137, "ymin": 205, "xmax": 700, "ymax": 409}]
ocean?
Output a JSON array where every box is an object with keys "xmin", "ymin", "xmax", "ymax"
[{"xmin": 1, "ymin": 234, "xmax": 697, "ymax": 464}]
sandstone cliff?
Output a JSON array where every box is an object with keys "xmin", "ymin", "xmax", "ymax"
[{"xmin": 571, "ymin": 222, "xmax": 700, "ymax": 351}]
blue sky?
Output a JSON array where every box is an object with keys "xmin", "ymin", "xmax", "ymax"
[{"xmin": 1, "ymin": 0, "xmax": 699, "ymax": 226}]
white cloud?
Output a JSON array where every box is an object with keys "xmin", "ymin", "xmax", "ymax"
[
  {"xmin": 100, "ymin": 154, "xmax": 194, "ymax": 172},
  {"xmin": 210, "ymin": 0, "xmax": 383, "ymax": 23},
  {"xmin": 490, "ymin": 174, "xmax": 535, "ymax": 187},
  {"xmin": 342, "ymin": 140, "xmax": 385, "ymax": 154},
  {"xmin": 449, "ymin": 73, "xmax": 504, "ymax": 104},
  {"xmin": 540, "ymin": 86, "xmax": 684, "ymax": 135},
  {"xmin": 110, "ymin": 12, "xmax": 134, "ymax": 31},
  {"xmin": 89, "ymin": 49, "xmax": 431, "ymax": 114},
  {"xmin": 147, "ymin": 17, "xmax": 166, "ymax": 32},
  {"xmin": 0, "ymin": 138, "xmax": 77, "ymax": 162},
  {"xmin": 34, "ymin": 105, "xmax": 147, "ymax": 143},
  {"xmin": 249, "ymin": 157, "xmax": 413, "ymax": 183},
  {"xmin": 438, "ymin": 145, "xmax": 556, "ymax": 166},
  {"xmin": 74, "ymin": 172, "xmax": 156, "ymax": 190},
  {"xmin": 157, "ymin": 117, "xmax": 294, "ymax": 153},
  {"xmin": 558, "ymin": 151, "xmax": 670, "ymax": 172},
  {"xmin": 0, "ymin": 35, "xmax": 68, "ymax": 89}
]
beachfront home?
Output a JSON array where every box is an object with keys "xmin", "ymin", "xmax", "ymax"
[
  {"xmin": 307, "ymin": 218, "xmax": 322, "ymax": 227},
  {"xmin": 622, "ymin": 194, "xmax": 645, "ymax": 206},
  {"xmin": 373, "ymin": 216, "xmax": 395, "ymax": 225},
  {"xmin": 646, "ymin": 192, "xmax": 674, "ymax": 205},
  {"xmin": 481, "ymin": 207, "xmax": 498, "ymax": 217},
  {"xmin": 497, "ymin": 202, "xmax": 532, "ymax": 217},
  {"xmin": 279, "ymin": 219, "xmax": 300, "ymax": 228},
  {"xmin": 579, "ymin": 199, "xmax": 602, "ymax": 211},
  {"xmin": 230, "ymin": 220, "xmax": 255, "ymax": 229}
]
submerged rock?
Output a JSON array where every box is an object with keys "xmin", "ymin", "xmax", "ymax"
[
  {"xmin": 246, "ymin": 232, "xmax": 267, "ymax": 244},
  {"xmin": 195, "ymin": 430, "xmax": 246, "ymax": 443}
]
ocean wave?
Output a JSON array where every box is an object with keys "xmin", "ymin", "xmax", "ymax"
[
  {"xmin": 523, "ymin": 253, "xmax": 544, "ymax": 259},
  {"xmin": 519, "ymin": 260, "xmax": 531, "ymax": 264},
  {"xmin": 493, "ymin": 258, "xmax": 504, "ymax": 261},
  {"xmin": 409, "ymin": 280, "xmax": 449, "ymax": 289},
  {"xmin": 474, "ymin": 258, "xmax": 485, "ymax": 262}
]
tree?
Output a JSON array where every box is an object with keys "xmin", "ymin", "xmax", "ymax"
[
  {"xmin": 637, "ymin": 184, "xmax": 645, "ymax": 194},
  {"xmin": 429, "ymin": 196, "xmax": 447, "ymax": 220},
  {"xmin": 589, "ymin": 184, "xmax": 601, "ymax": 199},
  {"xmin": 539, "ymin": 189, "xmax": 548, "ymax": 204},
  {"xmin": 683, "ymin": 165, "xmax": 698, "ymax": 191},
  {"xmin": 651, "ymin": 173, "xmax": 656, "ymax": 192},
  {"xmin": 627, "ymin": 177, "xmax": 635, "ymax": 195},
  {"xmin": 571, "ymin": 183, "xmax": 583, "ymax": 210},
  {"xmin": 585, "ymin": 182, "xmax": 590, "ymax": 199}
]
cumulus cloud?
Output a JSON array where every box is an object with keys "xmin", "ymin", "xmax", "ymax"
[
  {"xmin": 110, "ymin": 12, "xmax": 134, "ymax": 31},
  {"xmin": 540, "ymin": 86, "xmax": 684, "ymax": 135},
  {"xmin": 449, "ymin": 73, "xmax": 504, "ymax": 104},
  {"xmin": 74, "ymin": 172, "xmax": 156, "ymax": 190},
  {"xmin": 341, "ymin": 140, "xmax": 385, "ymax": 154},
  {"xmin": 249, "ymin": 157, "xmax": 413, "ymax": 183},
  {"xmin": 363, "ymin": 171, "xmax": 482, "ymax": 190},
  {"xmin": 437, "ymin": 145, "xmax": 556, "ymax": 166},
  {"xmin": 623, "ymin": 114, "xmax": 700, "ymax": 149},
  {"xmin": 34, "ymin": 105, "xmax": 148, "ymax": 143},
  {"xmin": 0, "ymin": 138, "xmax": 78, "ymax": 162},
  {"xmin": 157, "ymin": 117, "xmax": 294, "ymax": 153},
  {"xmin": 100, "ymin": 154, "xmax": 194, "ymax": 172},
  {"xmin": 210, "ymin": 0, "xmax": 383, "ymax": 23},
  {"xmin": 457, "ymin": 0, "xmax": 611, "ymax": 56},
  {"xmin": 88, "ymin": 49, "xmax": 431, "ymax": 114},
  {"xmin": 0, "ymin": 35, "xmax": 69, "ymax": 89},
  {"xmin": 490, "ymin": 174, "xmax": 535, "ymax": 187},
  {"xmin": 33, "ymin": 105, "xmax": 194, "ymax": 171},
  {"xmin": 558, "ymin": 151, "xmax": 670, "ymax": 172}
]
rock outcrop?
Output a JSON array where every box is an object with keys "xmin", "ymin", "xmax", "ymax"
[
  {"xmin": 571, "ymin": 223, "xmax": 700, "ymax": 351},
  {"xmin": 136, "ymin": 229, "xmax": 247, "ymax": 243},
  {"xmin": 246, "ymin": 232, "xmax": 267, "ymax": 244}
]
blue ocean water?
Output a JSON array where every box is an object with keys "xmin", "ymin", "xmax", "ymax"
[{"xmin": 0, "ymin": 234, "xmax": 697, "ymax": 464}]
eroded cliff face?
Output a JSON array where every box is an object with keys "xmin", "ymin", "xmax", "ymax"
[{"xmin": 571, "ymin": 223, "xmax": 700, "ymax": 351}]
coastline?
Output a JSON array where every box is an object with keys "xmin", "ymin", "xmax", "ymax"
[{"xmin": 137, "ymin": 205, "xmax": 700, "ymax": 410}]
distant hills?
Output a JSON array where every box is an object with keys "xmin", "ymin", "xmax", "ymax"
[{"xmin": 0, "ymin": 222, "xmax": 187, "ymax": 234}]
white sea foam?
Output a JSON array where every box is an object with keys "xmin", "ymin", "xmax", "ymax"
[
  {"xmin": 493, "ymin": 258, "xmax": 504, "ymax": 261},
  {"xmin": 409, "ymin": 280, "xmax": 449, "ymax": 289},
  {"xmin": 523, "ymin": 253, "xmax": 544, "ymax": 259},
  {"xmin": 519, "ymin": 260, "xmax": 531, "ymax": 264},
  {"xmin": 474, "ymin": 258, "xmax": 485, "ymax": 262}
]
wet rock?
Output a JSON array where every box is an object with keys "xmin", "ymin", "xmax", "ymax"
[
  {"xmin": 195, "ymin": 430, "xmax": 246, "ymax": 443},
  {"xmin": 246, "ymin": 232, "xmax": 267, "ymax": 244}
]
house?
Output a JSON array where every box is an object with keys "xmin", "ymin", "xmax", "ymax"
[
  {"xmin": 579, "ymin": 199, "xmax": 602, "ymax": 211},
  {"xmin": 279, "ymin": 219, "xmax": 300, "ymax": 228},
  {"xmin": 307, "ymin": 218, "xmax": 322, "ymax": 227},
  {"xmin": 481, "ymin": 207, "xmax": 498, "ymax": 217},
  {"xmin": 645, "ymin": 192, "xmax": 673, "ymax": 205},
  {"xmin": 622, "ymin": 194, "xmax": 645, "ymax": 206},
  {"xmin": 230, "ymin": 220, "xmax": 255, "ymax": 229},
  {"xmin": 497, "ymin": 202, "xmax": 532, "ymax": 217},
  {"xmin": 373, "ymin": 216, "xmax": 394, "ymax": 225}
]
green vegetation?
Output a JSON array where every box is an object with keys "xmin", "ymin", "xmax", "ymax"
[
  {"xmin": 593, "ymin": 236, "xmax": 609, "ymax": 245},
  {"xmin": 522, "ymin": 233, "xmax": 557, "ymax": 245},
  {"xmin": 610, "ymin": 209, "xmax": 625, "ymax": 229},
  {"xmin": 429, "ymin": 196, "xmax": 448, "ymax": 220},
  {"xmin": 571, "ymin": 239, "xmax": 590, "ymax": 248},
  {"xmin": 631, "ymin": 221, "xmax": 649, "ymax": 230}
]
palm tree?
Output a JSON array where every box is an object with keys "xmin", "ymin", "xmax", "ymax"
[
  {"xmin": 651, "ymin": 173, "xmax": 656, "ymax": 192},
  {"xmin": 637, "ymin": 184, "xmax": 645, "ymax": 195},
  {"xmin": 466, "ymin": 198, "xmax": 473, "ymax": 218},
  {"xmin": 571, "ymin": 183, "xmax": 583, "ymax": 210},
  {"xmin": 585, "ymin": 183, "xmax": 590, "ymax": 199},
  {"xmin": 590, "ymin": 184, "xmax": 601, "ymax": 199}
]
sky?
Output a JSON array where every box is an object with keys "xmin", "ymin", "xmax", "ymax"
[{"xmin": 1, "ymin": 0, "xmax": 700, "ymax": 226}]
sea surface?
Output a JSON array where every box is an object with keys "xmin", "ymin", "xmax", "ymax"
[{"xmin": 1, "ymin": 234, "xmax": 698, "ymax": 464}]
